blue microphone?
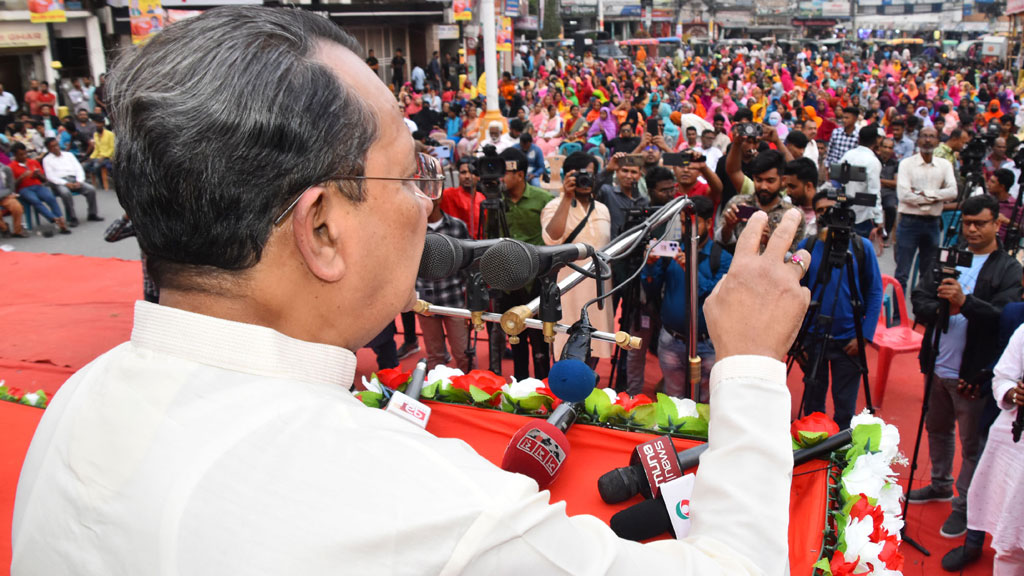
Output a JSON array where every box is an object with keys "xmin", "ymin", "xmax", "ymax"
[{"xmin": 547, "ymin": 358, "xmax": 597, "ymax": 403}]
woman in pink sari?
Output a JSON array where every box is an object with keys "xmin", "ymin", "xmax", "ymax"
[{"xmin": 535, "ymin": 104, "xmax": 564, "ymax": 157}]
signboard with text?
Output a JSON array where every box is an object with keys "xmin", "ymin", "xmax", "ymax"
[{"xmin": 0, "ymin": 24, "xmax": 47, "ymax": 48}]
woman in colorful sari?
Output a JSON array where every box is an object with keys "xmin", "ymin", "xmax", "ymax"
[
  {"xmin": 535, "ymin": 104, "xmax": 564, "ymax": 157},
  {"xmin": 561, "ymin": 104, "xmax": 589, "ymax": 144},
  {"xmin": 585, "ymin": 107, "xmax": 617, "ymax": 152},
  {"xmin": 455, "ymin": 105, "xmax": 481, "ymax": 158},
  {"xmin": 658, "ymin": 102, "xmax": 679, "ymax": 147}
]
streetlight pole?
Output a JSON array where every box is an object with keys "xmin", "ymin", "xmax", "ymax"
[{"xmin": 479, "ymin": 0, "xmax": 504, "ymax": 129}]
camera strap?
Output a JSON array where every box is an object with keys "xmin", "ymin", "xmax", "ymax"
[{"xmin": 564, "ymin": 198, "xmax": 596, "ymax": 244}]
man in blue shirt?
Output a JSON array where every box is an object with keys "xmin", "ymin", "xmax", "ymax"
[
  {"xmin": 797, "ymin": 188, "xmax": 883, "ymax": 430},
  {"xmin": 909, "ymin": 194, "xmax": 1023, "ymax": 539},
  {"xmin": 512, "ymin": 132, "xmax": 547, "ymax": 187},
  {"xmin": 641, "ymin": 196, "xmax": 730, "ymax": 401}
]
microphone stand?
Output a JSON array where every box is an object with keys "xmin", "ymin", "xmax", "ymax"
[
  {"xmin": 683, "ymin": 200, "xmax": 701, "ymax": 401},
  {"xmin": 463, "ymin": 264, "xmax": 490, "ymax": 370},
  {"xmin": 413, "ymin": 300, "xmax": 642, "ymax": 351}
]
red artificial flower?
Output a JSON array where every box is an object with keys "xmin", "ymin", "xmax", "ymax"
[
  {"xmin": 534, "ymin": 382, "xmax": 563, "ymax": 410},
  {"xmin": 450, "ymin": 370, "xmax": 506, "ymax": 396},
  {"xmin": 829, "ymin": 550, "xmax": 860, "ymax": 576},
  {"xmin": 376, "ymin": 368, "xmax": 411, "ymax": 390},
  {"xmin": 615, "ymin": 392, "xmax": 653, "ymax": 412},
  {"xmin": 790, "ymin": 412, "xmax": 840, "ymax": 442},
  {"xmin": 878, "ymin": 536, "xmax": 904, "ymax": 571},
  {"xmin": 850, "ymin": 494, "xmax": 888, "ymax": 542}
]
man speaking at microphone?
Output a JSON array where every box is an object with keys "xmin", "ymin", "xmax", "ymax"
[{"xmin": 13, "ymin": 8, "xmax": 811, "ymax": 575}]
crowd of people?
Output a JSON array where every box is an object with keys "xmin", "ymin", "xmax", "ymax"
[
  {"xmin": 0, "ymin": 76, "xmax": 112, "ymax": 238},
  {"xmin": 388, "ymin": 38, "xmax": 1024, "ymax": 573}
]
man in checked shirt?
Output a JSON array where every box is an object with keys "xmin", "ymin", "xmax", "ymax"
[{"xmin": 417, "ymin": 194, "xmax": 473, "ymax": 372}]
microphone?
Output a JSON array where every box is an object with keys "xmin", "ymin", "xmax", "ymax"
[
  {"xmin": 383, "ymin": 358, "xmax": 432, "ymax": 428},
  {"xmin": 500, "ymin": 402, "xmax": 579, "ymax": 489},
  {"xmin": 418, "ymin": 233, "xmax": 502, "ymax": 281},
  {"xmin": 479, "ymin": 238, "xmax": 595, "ymax": 291},
  {"xmin": 600, "ymin": 428, "xmax": 854, "ymax": 506},
  {"xmin": 547, "ymin": 358, "xmax": 597, "ymax": 403}
]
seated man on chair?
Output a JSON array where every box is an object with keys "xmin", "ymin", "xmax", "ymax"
[
  {"xmin": 83, "ymin": 116, "xmax": 115, "ymax": 190},
  {"xmin": 42, "ymin": 137, "xmax": 102, "ymax": 226},
  {"xmin": 0, "ymin": 161, "xmax": 27, "ymax": 237},
  {"xmin": 9, "ymin": 142, "xmax": 71, "ymax": 235}
]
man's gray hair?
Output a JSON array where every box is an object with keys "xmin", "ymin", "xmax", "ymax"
[{"xmin": 107, "ymin": 6, "xmax": 378, "ymax": 289}]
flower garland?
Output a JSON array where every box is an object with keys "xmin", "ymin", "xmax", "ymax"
[
  {"xmin": 802, "ymin": 411, "xmax": 906, "ymax": 576},
  {"xmin": 356, "ymin": 366, "xmax": 712, "ymax": 438},
  {"xmin": 0, "ymin": 381, "xmax": 49, "ymax": 408}
]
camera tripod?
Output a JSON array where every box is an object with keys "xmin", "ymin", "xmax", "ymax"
[
  {"xmin": 468, "ymin": 186, "xmax": 511, "ymax": 373},
  {"xmin": 787, "ymin": 217, "xmax": 876, "ymax": 422},
  {"xmin": 607, "ymin": 211, "xmax": 653, "ymax": 392}
]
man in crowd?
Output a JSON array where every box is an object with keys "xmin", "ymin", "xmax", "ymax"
[
  {"xmin": 23, "ymin": 79, "xmax": 39, "ymax": 116},
  {"xmin": 699, "ymin": 128, "xmax": 723, "ymax": 171},
  {"xmin": 801, "ymin": 118, "xmax": 821, "ymax": 165},
  {"xmin": 894, "ymin": 127, "xmax": 958, "ymax": 290},
  {"xmin": 411, "ymin": 62, "xmax": 426, "ymax": 92},
  {"xmin": 783, "ymin": 158, "xmax": 820, "ymax": 235},
  {"xmin": 988, "ymin": 168, "xmax": 1018, "ymax": 242},
  {"xmin": 604, "ymin": 122, "xmax": 641, "ymax": 157},
  {"xmin": 13, "ymin": 10, "xmax": 810, "ymax": 574},
  {"xmin": 910, "ymin": 194, "xmax": 1022, "ymax": 539},
  {"xmin": 84, "ymin": 116, "xmax": 115, "ymax": 190},
  {"xmin": 642, "ymin": 195, "xmax": 731, "ymax": 402},
  {"xmin": 785, "ymin": 130, "xmax": 810, "ymax": 161},
  {"xmin": 825, "ymin": 106, "xmax": 861, "ymax": 167},
  {"xmin": 983, "ymin": 138, "xmax": 1019, "ymax": 199},
  {"xmin": 877, "ymin": 136, "xmax": 900, "ymax": 242},
  {"xmin": 837, "ymin": 125, "xmax": 884, "ymax": 239},
  {"xmin": 487, "ymin": 147, "xmax": 551, "ymax": 380},
  {"xmin": 365, "ymin": 48, "xmax": 379, "ymax": 74},
  {"xmin": 417, "ymin": 194, "xmax": 472, "ymax": 372},
  {"xmin": 720, "ymin": 146, "xmax": 804, "ymax": 251},
  {"xmin": 0, "ymin": 161, "xmax": 26, "ymax": 238},
  {"xmin": 891, "ymin": 119, "xmax": 916, "ymax": 161},
  {"xmin": 68, "ymin": 79, "xmax": 90, "ymax": 115},
  {"xmin": 796, "ymin": 187, "xmax": 883, "ymax": 430},
  {"xmin": 0, "ymin": 82, "xmax": 17, "ymax": 131},
  {"xmin": 41, "ymin": 137, "xmax": 102, "ymax": 227},
  {"xmin": 439, "ymin": 158, "xmax": 485, "ymax": 239},
  {"xmin": 514, "ymin": 132, "xmax": 547, "ymax": 186},
  {"xmin": 596, "ymin": 152, "xmax": 649, "ymax": 240},
  {"xmin": 391, "ymin": 48, "xmax": 406, "ymax": 91},
  {"xmin": 9, "ymin": 142, "xmax": 70, "ymax": 235},
  {"xmin": 34, "ymin": 82, "xmax": 55, "ymax": 116}
]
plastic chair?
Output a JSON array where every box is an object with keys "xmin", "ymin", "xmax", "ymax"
[
  {"xmin": 558, "ymin": 141, "xmax": 583, "ymax": 156},
  {"xmin": 541, "ymin": 154, "xmax": 566, "ymax": 195},
  {"xmin": 867, "ymin": 274, "xmax": 923, "ymax": 407}
]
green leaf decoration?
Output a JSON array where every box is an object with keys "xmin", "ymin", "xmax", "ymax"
[
  {"xmin": 655, "ymin": 393, "xmax": 680, "ymax": 428},
  {"xmin": 356, "ymin": 391, "xmax": 384, "ymax": 409},
  {"xmin": 599, "ymin": 403, "xmax": 627, "ymax": 423},
  {"xmin": 420, "ymin": 382, "xmax": 440, "ymax": 399},
  {"xmin": 846, "ymin": 423, "xmax": 882, "ymax": 461},
  {"xmin": 813, "ymin": 558, "xmax": 833, "ymax": 575},
  {"xmin": 629, "ymin": 404, "xmax": 657, "ymax": 428},
  {"xmin": 796, "ymin": 430, "xmax": 831, "ymax": 449},
  {"xmin": 438, "ymin": 386, "xmax": 474, "ymax": 405},
  {"xmin": 469, "ymin": 385, "xmax": 494, "ymax": 404},
  {"xmin": 676, "ymin": 417, "xmax": 709, "ymax": 437},
  {"xmin": 696, "ymin": 403, "xmax": 710, "ymax": 422},
  {"xmin": 584, "ymin": 388, "xmax": 611, "ymax": 416},
  {"xmin": 504, "ymin": 392, "xmax": 554, "ymax": 413}
]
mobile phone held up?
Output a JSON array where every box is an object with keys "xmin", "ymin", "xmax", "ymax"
[
  {"xmin": 646, "ymin": 117, "xmax": 660, "ymax": 137},
  {"xmin": 735, "ymin": 204, "xmax": 758, "ymax": 221}
]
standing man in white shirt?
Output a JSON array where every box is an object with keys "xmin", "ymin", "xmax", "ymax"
[
  {"xmin": 894, "ymin": 127, "xmax": 958, "ymax": 290},
  {"xmin": 837, "ymin": 126, "xmax": 883, "ymax": 238},
  {"xmin": 0, "ymin": 82, "xmax": 17, "ymax": 132},
  {"xmin": 13, "ymin": 8, "xmax": 812, "ymax": 576},
  {"xmin": 41, "ymin": 137, "xmax": 101, "ymax": 226}
]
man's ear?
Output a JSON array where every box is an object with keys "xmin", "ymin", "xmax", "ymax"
[{"xmin": 292, "ymin": 185, "xmax": 345, "ymax": 283}]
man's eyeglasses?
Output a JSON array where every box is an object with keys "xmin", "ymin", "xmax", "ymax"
[
  {"xmin": 274, "ymin": 152, "xmax": 444, "ymax": 226},
  {"xmin": 962, "ymin": 218, "xmax": 996, "ymax": 229}
]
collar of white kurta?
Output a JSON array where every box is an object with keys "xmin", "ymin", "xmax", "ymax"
[{"xmin": 130, "ymin": 301, "xmax": 357, "ymax": 390}]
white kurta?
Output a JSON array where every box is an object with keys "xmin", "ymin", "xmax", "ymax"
[
  {"xmin": 13, "ymin": 301, "xmax": 794, "ymax": 575},
  {"xmin": 967, "ymin": 323, "xmax": 1024, "ymax": 554},
  {"xmin": 540, "ymin": 195, "xmax": 615, "ymax": 358}
]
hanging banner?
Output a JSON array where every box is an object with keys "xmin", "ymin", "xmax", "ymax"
[
  {"xmin": 454, "ymin": 0, "xmax": 473, "ymax": 21},
  {"xmin": 130, "ymin": 0, "xmax": 164, "ymax": 44},
  {"xmin": 497, "ymin": 16, "xmax": 512, "ymax": 52},
  {"xmin": 505, "ymin": 0, "xmax": 520, "ymax": 17},
  {"xmin": 28, "ymin": 0, "xmax": 67, "ymax": 24}
]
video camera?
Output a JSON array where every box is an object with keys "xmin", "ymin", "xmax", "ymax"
[
  {"xmin": 934, "ymin": 246, "xmax": 973, "ymax": 281},
  {"xmin": 961, "ymin": 138, "xmax": 988, "ymax": 172},
  {"xmin": 477, "ymin": 145, "xmax": 507, "ymax": 199},
  {"xmin": 828, "ymin": 161, "xmax": 867, "ymax": 185}
]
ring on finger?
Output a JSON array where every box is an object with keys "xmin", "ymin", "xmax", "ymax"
[{"xmin": 787, "ymin": 252, "xmax": 807, "ymax": 277}]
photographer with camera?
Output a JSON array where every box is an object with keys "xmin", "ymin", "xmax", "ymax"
[
  {"xmin": 837, "ymin": 126, "xmax": 884, "ymax": 239},
  {"xmin": 719, "ymin": 143, "xmax": 804, "ymax": 252},
  {"xmin": 795, "ymin": 187, "xmax": 884, "ymax": 430},
  {"xmin": 596, "ymin": 152, "xmax": 650, "ymax": 240},
  {"xmin": 484, "ymin": 148, "xmax": 553, "ymax": 380},
  {"xmin": 909, "ymin": 194, "xmax": 1023, "ymax": 538},
  {"xmin": 895, "ymin": 127, "xmax": 958, "ymax": 291},
  {"xmin": 440, "ymin": 158, "xmax": 485, "ymax": 239},
  {"xmin": 540, "ymin": 151, "xmax": 614, "ymax": 362},
  {"xmin": 642, "ymin": 195, "xmax": 731, "ymax": 402}
]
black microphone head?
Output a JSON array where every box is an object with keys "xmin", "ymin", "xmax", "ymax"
[
  {"xmin": 479, "ymin": 239, "xmax": 540, "ymax": 291},
  {"xmin": 419, "ymin": 233, "xmax": 464, "ymax": 280},
  {"xmin": 610, "ymin": 497, "xmax": 673, "ymax": 542},
  {"xmin": 597, "ymin": 465, "xmax": 645, "ymax": 504}
]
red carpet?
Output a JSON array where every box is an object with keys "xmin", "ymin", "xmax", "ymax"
[{"xmin": 0, "ymin": 251, "xmax": 995, "ymax": 575}]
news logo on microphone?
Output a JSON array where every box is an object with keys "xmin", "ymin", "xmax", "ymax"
[{"xmin": 515, "ymin": 427, "xmax": 566, "ymax": 475}]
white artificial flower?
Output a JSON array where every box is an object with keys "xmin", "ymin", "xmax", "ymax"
[
  {"xmin": 850, "ymin": 410, "xmax": 884, "ymax": 430},
  {"xmin": 506, "ymin": 377, "xmax": 545, "ymax": 398},
  {"xmin": 843, "ymin": 515, "xmax": 874, "ymax": 561},
  {"xmin": 426, "ymin": 365, "xmax": 464, "ymax": 390},
  {"xmin": 360, "ymin": 375, "xmax": 383, "ymax": 394},
  {"xmin": 670, "ymin": 397, "xmax": 700, "ymax": 419},
  {"xmin": 877, "ymin": 484, "xmax": 905, "ymax": 536},
  {"xmin": 843, "ymin": 452, "xmax": 897, "ymax": 500},
  {"xmin": 854, "ymin": 541, "xmax": 885, "ymax": 574},
  {"xmin": 22, "ymin": 392, "xmax": 39, "ymax": 406},
  {"xmin": 602, "ymin": 388, "xmax": 617, "ymax": 402}
]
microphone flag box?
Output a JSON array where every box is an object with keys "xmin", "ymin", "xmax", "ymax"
[
  {"xmin": 659, "ymin": 474, "xmax": 696, "ymax": 539},
  {"xmin": 629, "ymin": 436, "xmax": 684, "ymax": 499},
  {"xmin": 384, "ymin": 391, "xmax": 432, "ymax": 429}
]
